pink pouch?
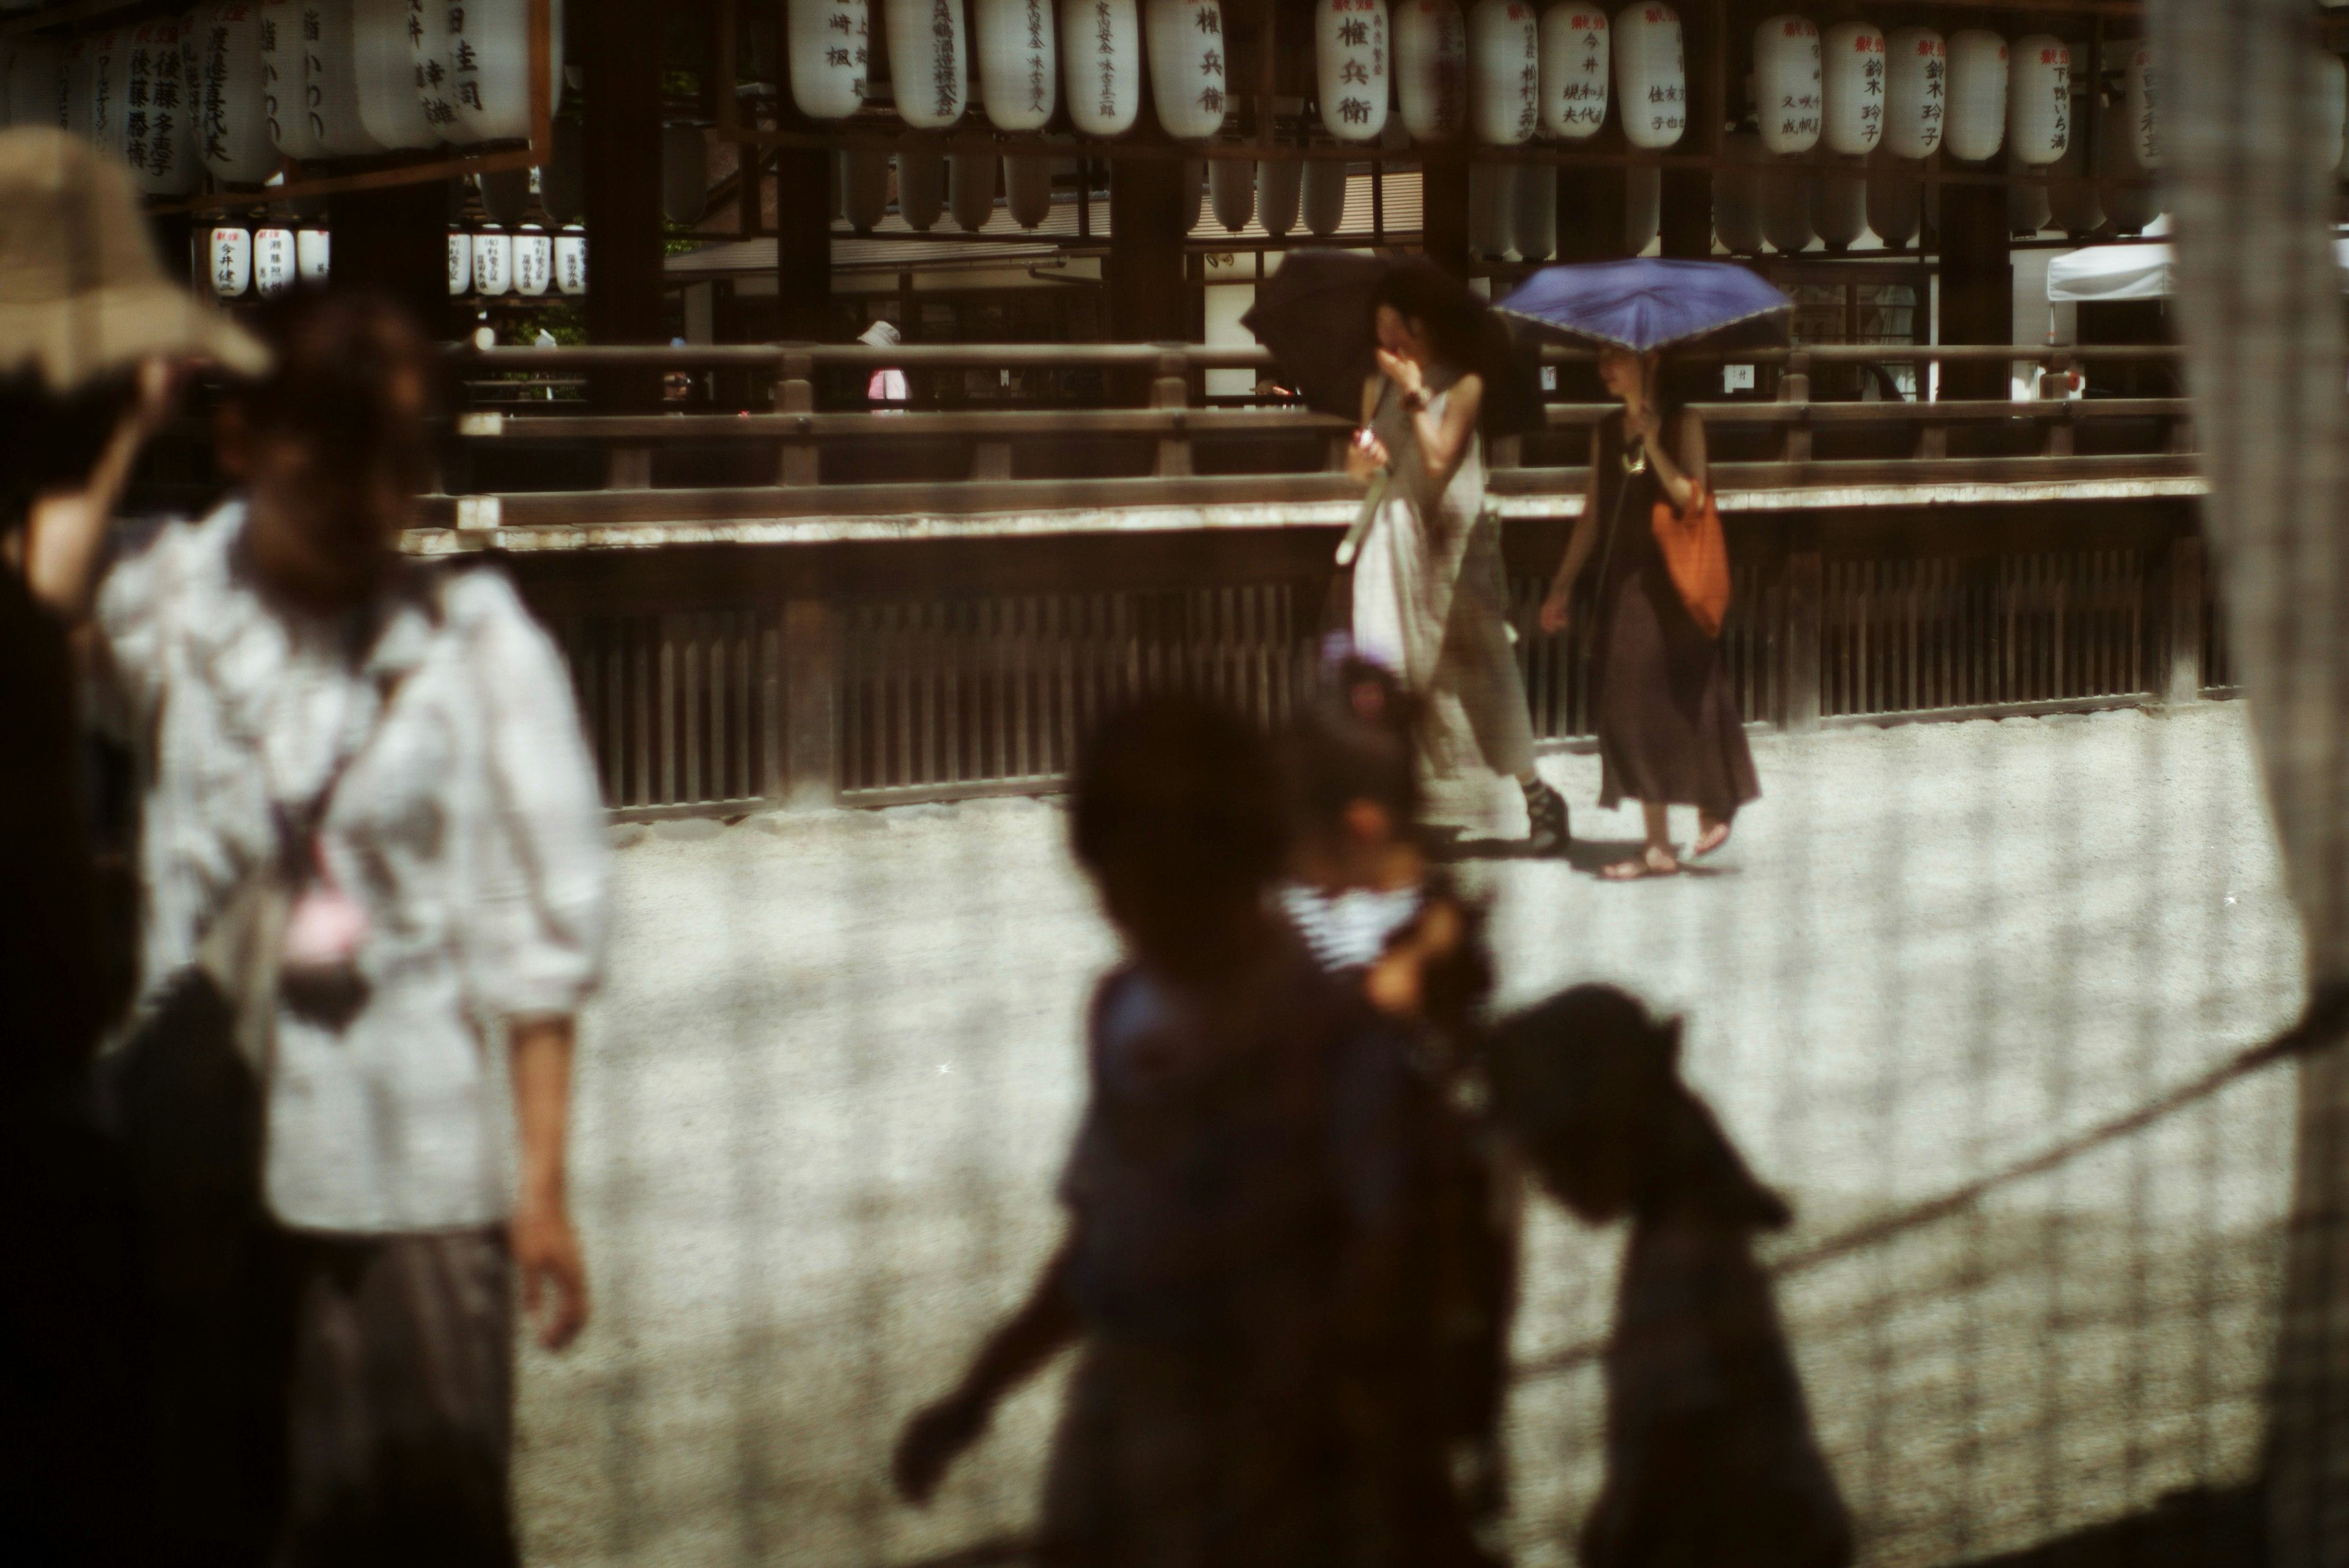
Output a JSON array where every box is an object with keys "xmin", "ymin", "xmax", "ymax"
[{"xmin": 280, "ymin": 860, "xmax": 368, "ymax": 977}]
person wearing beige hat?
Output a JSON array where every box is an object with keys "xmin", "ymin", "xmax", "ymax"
[{"xmin": 0, "ymin": 125, "xmax": 266, "ymax": 1568}]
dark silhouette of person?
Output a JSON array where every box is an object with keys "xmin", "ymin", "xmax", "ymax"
[
  {"xmin": 892, "ymin": 694, "xmax": 1487, "ymax": 1567},
  {"xmin": 1492, "ymin": 986, "xmax": 1852, "ymax": 1568}
]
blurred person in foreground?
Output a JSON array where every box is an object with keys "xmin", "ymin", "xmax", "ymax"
[
  {"xmin": 0, "ymin": 125, "xmax": 267, "ymax": 1566},
  {"xmin": 1492, "ymin": 986, "xmax": 1850, "ymax": 1568},
  {"xmin": 53, "ymin": 291, "xmax": 608, "ymax": 1566},
  {"xmin": 1278, "ymin": 654, "xmax": 1520, "ymax": 1529},
  {"xmin": 892, "ymin": 695, "xmax": 1488, "ymax": 1566}
]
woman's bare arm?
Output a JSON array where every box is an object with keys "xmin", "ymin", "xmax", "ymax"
[
  {"xmin": 1642, "ymin": 408, "xmax": 1708, "ymax": 513},
  {"xmin": 1406, "ymin": 371, "xmax": 1483, "ymax": 489},
  {"xmin": 1539, "ymin": 423, "xmax": 1607, "ymax": 631},
  {"xmin": 1346, "ymin": 372, "xmax": 1388, "ymax": 481}
]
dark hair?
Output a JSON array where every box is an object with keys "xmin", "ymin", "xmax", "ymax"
[
  {"xmin": 1496, "ymin": 984, "xmax": 1791, "ymax": 1230},
  {"xmin": 231, "ymin": 290, "xmax": 435, "ymax": 495},
  {"xmin": 1071, "ymin": 695, "xmax": 1289, "ymax": 966},
  {"xmin": 1288, "ymin": 656, "xmax": 1423, "ymax": 838},
  {"xmin": 1370, "ymin": 261, "xmax": 1492, "ymax": 374},
  {"xmin": 0, "ymin": 368, "xmax": 143, "ymax": 533}
]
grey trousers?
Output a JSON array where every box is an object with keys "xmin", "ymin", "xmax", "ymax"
[{"xmin": 273, "ymin": 1227, "xmax": 517, "ymax": 1568}]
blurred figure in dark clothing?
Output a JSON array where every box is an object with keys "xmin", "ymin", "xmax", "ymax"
[
  {"xmin": 0, "ymin": 125, "xmax": 267, "ymax": 1568},
  {"xmin": 1278, "ymin": 654, "xmax": 1519, "ymax": 1529},
  {"xmin": 893, "ymin": 695, "xmax": 1487, "ymax": 1567},
  {"xmin": 1493, "ymin": 986, "xmax": 1852, "ymax": 1568}
]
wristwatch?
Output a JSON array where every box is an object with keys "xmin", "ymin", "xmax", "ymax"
[{"xmin": 1400, "ymin": 387, "xmax": 1428, "ymax": 414}]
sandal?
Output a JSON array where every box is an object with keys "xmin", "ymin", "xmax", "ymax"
[
  {"xmin": 1690, "ymin": 821, "xmax": 1732, "ymax": 859},
  {"xmin": 1601, "ymin": 847, "xmax": 1680, "ymax": 881}
]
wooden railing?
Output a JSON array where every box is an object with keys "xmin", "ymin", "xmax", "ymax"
[{"xmin": 431, "ymin": 342, "xmax": 2195, "ymax": 537}]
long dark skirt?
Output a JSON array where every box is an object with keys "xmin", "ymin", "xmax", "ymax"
[{"xmin": 1592, "ymin": 561, "xmax": 1761, "ymax": 822}]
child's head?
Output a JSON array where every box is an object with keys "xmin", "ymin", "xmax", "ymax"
[
  {"xmin": 1496, "ymin": 984, "xmax": 1789, "ymax": 1230},
  {"xmin": 1287, "ymin": 656, "xmax": 1423, "ymax": 882},
  {"xmin": 1071, "ymin": 695, "xmax": 1289, "ymax": 982}
]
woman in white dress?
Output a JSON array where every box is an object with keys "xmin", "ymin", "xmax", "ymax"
[{"xmin": 1346, "ymin": 266, "xmax": 1568, "ymax": 851}]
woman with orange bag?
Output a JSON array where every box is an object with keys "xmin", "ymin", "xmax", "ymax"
[{"xmin": 1538, "ymin": 347, "xmax": 1757, "ymax": 880}]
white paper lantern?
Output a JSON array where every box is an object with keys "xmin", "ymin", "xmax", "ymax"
[
  {"xmin": 1207, "ymin": 153, "xmax": 1252, "ymax": 229},
  {"xmin": 1005, "ymin": 151, "xmax": 1053, "ymax": 226},
  {"xmin": 1395, "ymin": 0, "xmax": 1466, "ymax": 144},
  {"xmin": 1866, "ymin": 155, "xmax": 1918, "ymax": 247},
  {"xmin": 2319, "ymin": 53, "xmax": 2347, "ymax": 176},
  {"xmin": 1060, "ymin": 0, "xmax": 1137, "ymax": 137},
  {"xmin": 973, "ymin": 0, "xmax": 1052, "ymax": 131},
  {"xmin": 1881, "ymin": 27, "xmax": 1942, "ymax": 161},
  {"xmin": 1147, "ymin": 0, "xmax": 1226, "ymax": 140},
  {"xmin": 447, "ymin": 227, "xmax": 471, "ymax": 293},
  {"xmin": 661, "ymin": 123, "xmax": 705, "ymax": 223},
  {"xmin": 472, "ymin": 227, "xmax": 511, "ymax": 295},
  {"xmin": 1624, "ymin": 160, "xmax": 1658, "ymax": 251},
  {"xmin": 411, "ymin": 0, "xmax": 468, "ymax": 141},
  {"xmin": 896, "ymin": 147, "xmax": 946, "ymax": 229},
  {"xmin": 88, "ymin": 31, "xmax": 130, "ymax": 160},
  {"xmin": 2011, "ymin": 152, "xmax": 2048, "ymax": 235},
  {"xmin": 2007, "ymin": 34, "xmax": 2068, "ymax": 167},
  {"xmin": 2124, "ymin": 45, "xmax": 2159, "ymax": 170},
  {"xmin": 352, "ymin": 0, "xmax": 437, "ymax": 148},
  {"xmin": 2046, "ymin": 105, "xmax": 2100, "ymax": 234},
  {"xmin": 788, "ymin": 0, "xmax": 869, "ymax": 121},
  {"xmin": 303, "ymin": 0, "xmax": 386, "ymax": 155},
  {"xmin": 1943, "ymin": 29, "xmax": 2005, "ymax": 164},
  {"xmin": 1760, "ymin": 155, "xmax": 1811, "ymax": 253},
  {"xmin": 1613, "ymin": 3, "xmax": 1684, "ymax": 152},
  {"xmin": 122, "ymin": 22, "xmax": 201, "ymax": 195},
  {"xmin": 58, "ymin": 36, "xmax": 88, "ymax": 138},
  {"xmin": 1256, "ymin": 155, "xmax": 1299, "ymax": 236},
  {"xmin": 449, "ymin": 0, "xmax": 563, "ymax": 144},
  {"xmin": 209, "ymin": 225, "xmax": 253, "ymax": 296},
  {"xmin": 297, "ymin": 226, "xmax": 330, "ymax": 282},
  {"xmin": 194, "ymin": 5, "xmax": 281, "ymax": 182},
  {"xmin": 1540, "ymin": 6, "xmax": 1608, "ymax": 141},
  {"xmin": 253, "ymin": 224, "xmax": 296, "ymax": 295},
  {"xmin": 1301, "ymin": 154, "xmax": 1347, "ymax": 235},
  {"xmin": 259, "ymin": 1, "xmax": 324, "ymax": 158},
  {"xmin": 1468, "ymin": 0, "xmax": 1537, "ymax": 146},
  {"xmin": 554, "ymin": 226, "xmax": 586, "ymax": 294},
  {"xmin": 1712, "ymin": 128, "xmax": 1761, "ymax": 254},
  {"xmin": 950, "ymin": 152, "xmax": 995, "ymax": 229},
  {"xmin": 2098, "ymin": 98, "xmax": 2158, "ymax": 234},
  {"xmin": 1468, "ymin": 160, "xmax": 1512, "ymax": 256},
  {"xmin": 1513, "ymin": 158, "xmax": 1554, "ymax": 257},
  {"xmin": 1308, "ymin": 0, "xmax": 1385, "ymax": 143},
  {"xmin": 514, "ymin": 224, "xmax": 551, "ymax": 294},
  {"xmin": 1820, "ymin": 21, "xmax": 1881, "ymax": 157},
  {"xmin": 1812, "ymin": 152, "xmax": 1864, "ymax": 248},
  {"xmin": 840, "ymin": 146, "xmax": 889, "ymax": 229},
  {"xmin": 3, "ymin": 40, "xmax": 61, "ymax": 130},
  {"xmin": 1754, "ymin": 15, "xmax": 1820, "ymax": 156}
]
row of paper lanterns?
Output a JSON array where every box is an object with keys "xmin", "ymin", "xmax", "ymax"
[
  {"xmin": 781, "ymin": 3, "xmax": 2161, "ymax": 167},
  {"xmin": 834, "ymin": 146, "xmax": 1366, "ymax": 237},
  {"xmin": 450, "ymin": 226, "xmax": 587, "ymax": 297},
  {"xmin": 0, "ymin": 0, "xmax": 560, "ymax": 196},
  {"xmin": 203, "ymin": 223, "xmax": 327, "ymax": 295}
]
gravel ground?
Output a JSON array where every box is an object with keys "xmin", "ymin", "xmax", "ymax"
[{"xmin": 516, "ymin": 702, "xmax": 2304, "ymax": 1568}]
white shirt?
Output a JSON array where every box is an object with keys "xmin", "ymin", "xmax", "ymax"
[{"xmin": 97, "ymin": 501, "xmax": 610, "ymax": 1234}]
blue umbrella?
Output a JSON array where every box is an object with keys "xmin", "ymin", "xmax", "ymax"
[{"xmin": 1494, "ymin": 259, "xmax": 1792, "ymax": 353}]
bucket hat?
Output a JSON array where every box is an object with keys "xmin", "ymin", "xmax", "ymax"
[{"xmin": 0, "ymin": 126, "xmax": 268, "ymax": 391}]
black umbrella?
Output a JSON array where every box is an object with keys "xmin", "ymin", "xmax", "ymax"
[{"xmin": 1240, "ymin": 251, "xmax": 1543, "ymax": 437}]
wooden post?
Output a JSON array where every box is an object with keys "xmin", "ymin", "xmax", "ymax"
[
  {"xmin": 1152, "ymin": 351, "xmax": 1192, "ymax": 477},
  {"xmin": 2166, "ymin": 532, "xmax": 2206, "ymax": 706},
  {"xmin": 1660, "ymin": 0, "xmax": 1721, "ymax": 259},
  {"xmin": 1422, "ymin": 147, "xmax": 1470, "ymax": 278},
  {"xmin": 783, "ymin": 598, "xmax": 837, "ymax": 809},
  {"xmin": 1779, "ymin": 349, "xmax": 1812, "ymax": 464},
  {"xmin": 1783, "ymin": 545, "xmax": 1823, "ymax": 731},
  {"xmin": 1938, "ymin": 183, "xmax": 2013, "ymax": 402},
  {"xmin": 1556, "ymin": 122, "xmax": 1630, "ymax": 262},
  {"xmin": 776, "ymin": 350, "xmax": 818, "ymax": 486},
  {"xmin": 328, "ymin": 179, "xmax": 448, "ymax": 335},
  {"xmin": 580, "ymin": 0, "xmax": 664, "ymax": 410}
]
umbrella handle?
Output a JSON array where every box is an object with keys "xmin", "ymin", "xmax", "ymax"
[{"xmin": 1336, "ymin": 470, "xmax": 1388, "ymax": 568}]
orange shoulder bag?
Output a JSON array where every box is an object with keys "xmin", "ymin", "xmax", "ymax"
[{"xmin": 1650, "ymin": 479, "xmax": 1731, "ymax": 638}]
